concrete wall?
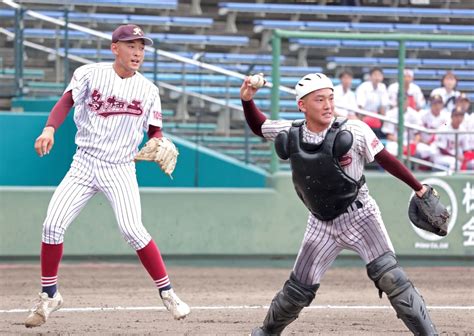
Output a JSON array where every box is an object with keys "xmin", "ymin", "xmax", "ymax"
[
  {"xmin": 1, "ymin": 173, "xmax": 472, "ymax": 258},
  {"xmin": 0, "ymin": 112, "xmax": 267, "ymax": 187}
]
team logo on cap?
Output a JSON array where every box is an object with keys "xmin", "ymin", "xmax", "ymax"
[{"xmin": 133, "ymin": 27, "xmax": 143, "ymax": 36}]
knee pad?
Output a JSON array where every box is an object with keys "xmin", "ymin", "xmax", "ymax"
[
  {"xmin": 262, "ymin": 273, "xmax": 319, "ymax": 334},
  {"xmin": 367, "ymin": 252, "xmax": 438, "ymax": 335},
  {"xmin": 366, "ymin": 252, "xmax": 411, "ymax": 298},
  {"xmin": 283, "ymin": 272, "xmax": 319, "ymax": 307}
]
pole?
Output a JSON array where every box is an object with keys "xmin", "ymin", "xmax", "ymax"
[
  {"xmin": 270, "ymin": 32, "xmax": 281, "ymax": 173},
  {"xmin": 397, "ymin": 40, "xmax": 406, "ymax": 161},
  {"xmin": 63, "ymin": 7, "xmax": 69, "ymax": 89},
  {"xmin": 14, "ymin": 7, "xmax": 24, "ymax": 97}
]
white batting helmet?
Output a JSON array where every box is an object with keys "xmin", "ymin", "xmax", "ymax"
[{"xmin": 295, "ymin": 73, "xmax": 334, "ymax": 101}]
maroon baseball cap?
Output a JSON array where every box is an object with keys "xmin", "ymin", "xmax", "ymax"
[{"xmin": 112, "ymin": 24, "xmax": 153, "ymax": 46}]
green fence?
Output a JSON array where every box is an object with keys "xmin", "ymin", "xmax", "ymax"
[{"xmin": 1, "ymin": 173, "xmax": 472, "ymax": 258}]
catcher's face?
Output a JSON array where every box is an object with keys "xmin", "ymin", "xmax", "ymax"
[
  {"xmin": 298, "ymin": 88, "xmax": 334, "ymax": 132},
  {"xmin": 111, "ymin": 40, "xmax": 145, "ymax": 77}
]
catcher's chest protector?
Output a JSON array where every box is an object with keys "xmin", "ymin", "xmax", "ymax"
[{"xmin": 285, "ymin": 118, "xmax": 365, "ymax": 221}]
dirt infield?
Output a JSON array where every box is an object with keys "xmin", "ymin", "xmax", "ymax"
[{"xmin": 0, "ymin": 262, "xmax": 472, "ymax": 335}]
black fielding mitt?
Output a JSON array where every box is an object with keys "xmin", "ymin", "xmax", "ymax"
[{"xmin": 408, "ymin": 185, "xmax": 450, "ymax": 236}]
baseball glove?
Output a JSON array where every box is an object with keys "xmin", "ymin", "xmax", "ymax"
[
  {"xmin": 408, "ymin": 184, "xmax": 450, "ymax": 236},
  {"xmin": 135, "ymin": 137, "xmax": 178, "ymax": 177}
]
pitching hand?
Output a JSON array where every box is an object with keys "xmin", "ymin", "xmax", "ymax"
[
  {"xmin": 35, "ymin": 126, "xmax": 55, "ymax": 157},
  {"xmin": 240, "ymin": 76, "xmax": 260, "ymax": 102}
]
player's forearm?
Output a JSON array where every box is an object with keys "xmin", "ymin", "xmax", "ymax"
[
  {"xmin": 147, "ymin": 125, "xmax": 163, "ymax": 139},
  {"xmin": 241, "ymin": 99, "xmax": 266, "ymax": 138},
  {"xmin": 374, "ymin": 148, "xmax": 423, "ymax": 191},
  {"xmin": 45, "ymin": 90, "xmax": 74, "ymax": 130}
]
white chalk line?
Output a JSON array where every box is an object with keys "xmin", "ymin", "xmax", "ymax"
[{"xmin": 1, "ymin": 305, "xmax": 473, "ymax": 314}]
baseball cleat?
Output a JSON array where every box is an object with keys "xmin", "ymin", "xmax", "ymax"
[
  {"xmin": 25, "ymin": 291, "xmax": 63, "ymax": 328},
  {"xmin": 161, "ymin": 288, "xmax": 190, "ymax": 320}
]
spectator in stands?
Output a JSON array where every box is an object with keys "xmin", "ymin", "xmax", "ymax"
[
  {"xmin": 334, "ymin": 68, "xmax": 357, "ymax": 119},
  {"xmin": 457, "ymin": 94, "xmax": 474, "ymax": 167},
  {"xmin": 433, "ymin": 107, "xmax": 473, "ymax": 171},
  {"xmin": 381, "ymin": 99, "xmax": 422, "ymax": 157},
  {"xmin": 455, "ymin": 92, "xmax": 472, "ymax": 114},
  {"xmin": 430, "ymin": 71, "xmax": 460, "ymax": 113},
  {"xmin": 416, "ymin": 94, "xmax": 450, "ymax": 163},
  {"xmin": 355, "ymin": 67, "xmax": 390, "ymax": 138},
  {"xmin": 387, "ymin": 69, "xmax": 425, "ymax": 111}
]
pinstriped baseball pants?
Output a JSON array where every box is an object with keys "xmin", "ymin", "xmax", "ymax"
[
  {"xmin": 42, "ymin": 149, "xmax": 152, "ymax": 250},
  {"xmin": 293, "ymin": 196, "xmax": 394, "ymax": 285}
]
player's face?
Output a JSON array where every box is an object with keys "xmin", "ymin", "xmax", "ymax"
[
  {"xmin": 111, "ymin": 40, "xmax": 145, "ymax": 76},
  {"xmin": 298, "ymin": 88, "xmax": 334, "ymax": 131}
]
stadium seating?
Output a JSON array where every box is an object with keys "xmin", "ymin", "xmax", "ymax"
[
  {"xmin": 290, "ymin": 40, "xmax": 474, "ymax": 52},
  {"xmin": 15, "ymin": 29, "xmax": 250, "ymax": 47},
  {"xmin": 326, "ymin": 56, "xmax": 473, "ymax": 68},
  {"xmin": 253, "ymin": 19, "xmax": 474, "ymax": 35},
  {"xmin": 12, "ymin": 0, "xmax": 178, "ymax": 9},
  {"xmin": 219, "ymin": 2, "xmax": 474, "ymax": 32},
  {"xmin": 1, "ymin": 10, "xmax": 213, "ymax": 28}
]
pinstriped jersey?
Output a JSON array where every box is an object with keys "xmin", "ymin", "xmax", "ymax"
[
  {"xmin": 261, "ymin": 118, "xmax": 384, "ymax": 201},
  {"xmin": 65, "ymin": 63, "xmax": 162, "ymax": 163}
]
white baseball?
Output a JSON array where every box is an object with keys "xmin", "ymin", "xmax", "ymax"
[{"xmin": 249, "ymin": 74, "xmax": 265, "ymax": 89}]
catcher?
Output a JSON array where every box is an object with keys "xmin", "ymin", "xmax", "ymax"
[{"xmin": 240, "ymin": 73, "xmax": 449, "ymax": 335}]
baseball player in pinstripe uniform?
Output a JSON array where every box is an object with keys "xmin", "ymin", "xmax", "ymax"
[
  {"xmin": 240, "ymin": 73, "xmax": 440, "ymax": 335},
  {"xmin": 25, "ymin": 24, "xmax": 190, "ymax": 328}
]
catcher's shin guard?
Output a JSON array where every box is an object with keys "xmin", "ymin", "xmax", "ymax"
[
  {"xmin": 367, "ymin": 252, "xmax": 438, "ymax": 336},
  {"xmin": 255, "ymin": 273, "xmax": 319, "ymax": 336}
]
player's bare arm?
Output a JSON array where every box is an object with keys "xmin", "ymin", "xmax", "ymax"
[{"xmin": 34, "ymin": 126, "xmax": 55, "ymax": 157}]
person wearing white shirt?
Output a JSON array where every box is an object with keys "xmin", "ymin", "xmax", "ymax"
[
  {"xmin": 387, "ymin": 69, "xmax": 425, "ymax": 111},
  {"xmin": 334, "ymin": 69, "xmax": 357, "ymax": 118},
  {"xmin": 381, "ymin": 102, "xmax": 422, "ymax": 156},
  {"xmin": 356, "ymin": 67, "xmax": 390, "ymax": 137},
  {"xmin": 430, "ymin": 71, "xmax": 460, "ymax": 113},
  {"xmin": 416, "ymin": 95, "xmax": 450, "ymax": 163},
  {"xmin": 433, "ymin": 107, "xmax": 472, "ymax": 171}
]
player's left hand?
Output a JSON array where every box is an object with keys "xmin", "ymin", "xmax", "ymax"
[
  {"xmin": 135, "ymin": 137, "xmax": 178, "ymax": 177},
  {"xmin": 34, "ymin": 126, "xmax": 55, "ymax": 157},
  {"xmin": 409, "ymin": 184, "xmax": 450, "ymax": 236}
]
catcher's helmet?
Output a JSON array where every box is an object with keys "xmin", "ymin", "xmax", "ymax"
[{"xmin": 295, "ymin": 73, "xmax": 334, "ymax": 101}]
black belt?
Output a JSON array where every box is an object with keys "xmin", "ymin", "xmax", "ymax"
[{"xmin": 344, "ymin": 200, "xmax": 363, "ymax": 213}]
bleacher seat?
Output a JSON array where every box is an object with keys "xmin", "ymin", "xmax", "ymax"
[
  {"xmin": 383, "ymin": 69, "xmax": 474, "ymax": 80},
  {"xmin": 55, "ymin": 49, "xmax": 281, "ymax": 64},
  {"xmin": 290, "ymin": 39, "xmax": 474, "ymax": 52},
  {"xmin": 254, "ymin": 19, "xmax": 474, "ymax": 35},
  {"xmin": 14, "ymin": 29, "xmax": 249, "ymax": 47},
  {"xmin": 219, "ymin": 2, "xmax": 474, "ymax": 32},
  {"xmin": 0, "ymin": 68, "xmax": 45, "ymax": 80},
  {"xmin": 326, "ymin": 56, "xmax": 472, "ymax": 68},
  {"xmin": 14, "ymin": 0, "xmax": 178, "ymax": 9}
]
